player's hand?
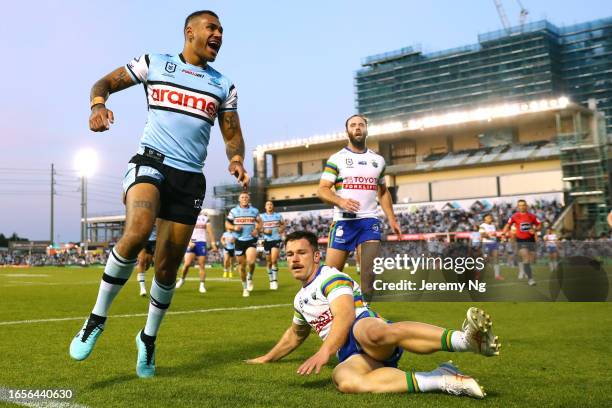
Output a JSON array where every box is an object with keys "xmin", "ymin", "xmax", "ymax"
[
  {"xmin": 339, "ymin": 198, "xmax": 360, "ymax": 213},
  {"xmin": 234, "ymin": 226, "xmax": 242, "ymax": 232},
  {"xmin": 89, "ymin": 104, "xmax": 114, "ymax": 132},
  {"xmin": 229, "ymin": 161, "xmax": 249, "ymax": 190},
  {"xmin": 297, "ymin": 350, "xmax": 330, "ymax": 375},
  {"xmin": 245, "ymin": 356, "xmax": 269, "ymax": 364},
  {"xmin": 389, "ymin": 218, "xmax": 402, "ymax": 238},
  {"xmin": 188, "ymin": 242, "xmax": 196, "ymax": 249},
  {"xmin": 251, "ymin": 230, "xmax": 259, "ymax": 238}
]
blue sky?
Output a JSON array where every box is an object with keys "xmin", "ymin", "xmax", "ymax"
[{"xmin": 1, "ymin": 0, "xmax": 611, "ymax": 242}]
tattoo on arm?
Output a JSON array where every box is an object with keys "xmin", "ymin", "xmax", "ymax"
[
  {"xmin": 90, "ymin": 67, "xmax": 135, "ymax": 100},
  {"xmin": 220, "ymin": 112, "xmax": 245, "ymax": 160},
  {"xmin": 131, "ymin": 201, "xmax": 153, "ymax": 209}
]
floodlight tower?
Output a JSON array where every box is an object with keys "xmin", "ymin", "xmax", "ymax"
[{"xmin": 74, "ymin": 149, "xmax": 98, "ymax": 244}]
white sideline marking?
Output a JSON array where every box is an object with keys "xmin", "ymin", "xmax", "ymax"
[
  {"xmin": 0, "ymin": 303, "xmax": 291, "ymax": 326},
  {"xmin": 1, "ymin": 274, "xmax": 49, "ymax": 277},
  {"xmin": 0, "ymin": 388, "xmax": 88, "ymax": 408}
]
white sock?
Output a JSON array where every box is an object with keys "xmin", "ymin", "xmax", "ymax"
[
  {"xmin": 92, "ymin": 249, "xmax": 137, "ymax": 317},
  {"xmin": 271, "ymin": 267, "xmax": 278, "ymax": 281},
  {"xmin": 247, "ymin": 271, "xmax": 253, "ymax": 281},
  {"xmin": 494, "ymin": 264, "xmax": 500, "ymax": 277},
  {"xmin": 144, "ymin": 279, "xmax": 175, "ymax": 337},
  {"xmin": 242, "ymin": 280, "xmax": 248, "ymax": 289},
  {"xmin": 413, "ymin": 371, "xmax": 444, "ymax": 392},
  {"xmin": 450, "ymin": 330, "xmax": 471, "ymax": 352},
  {"xmin": 137, "ymin": 273, "xmax": 146, "ymax": 290},
  {"xmin": 519, "ymin": 262, "xmax": 525, "ymax": 276}
]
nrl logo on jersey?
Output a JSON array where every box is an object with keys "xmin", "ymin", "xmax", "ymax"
[
  {"xmin": 345, "ymin": 158, "xmax": 353, "ymax": 167},
  {"xmin": 165, "ymin": 62, "xmax": 177, "ymax": 73}
]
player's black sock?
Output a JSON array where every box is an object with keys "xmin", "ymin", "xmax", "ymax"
[
  {"xmin": 89, "ymin": 313, "xmax": 107, "ymax": 325},
  {"xmin": 140, "ymin": 330, "xmax": 156, "ymax": 345}
]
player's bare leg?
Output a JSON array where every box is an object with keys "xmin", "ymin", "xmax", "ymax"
[
  {"xmin": 357, "ymin": 240, "xmax": 380, "ymax": 303},
  {"xmin": 136, "ymin": 248, "xmax": 152, "ymax": 296},
  {"xmin": 238, "ymin": 253, "xmax": 249, "ymax": 296},
  {"xmin": 70, "ymin": 183, "xmax": 159, "ymax": 361},
  {"xmin": 268, "ymin": 246, "xmax": 280, "ymax": 290},
  {"xmin": 197, "ymin": 255, "xmax": 207, "ymax": 293},
  {"xmin": 332, "ymin": 353, "xmax": 484, "ymax": 398},
  {"xmin": 136, "ymin": 219, "xmax": 193, "ymax": 378},
  {"xmin": 245, "ymin": 246, "xmax": 257, "ymax": 292},
  {"xmin": 176, "ymin": 251, "xmax": 195, "ymax": 288},
  {"xmin": 324, "ymin": 247, "xmax": 349, "ymax": 271},
  {"xmin": 353, "ymin": 312, "xmax": 500, "ymax": 359}
]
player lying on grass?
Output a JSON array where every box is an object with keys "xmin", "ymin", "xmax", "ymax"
[{"xmin": 247, "ymin": 231, "xmax": 501, "ymax": 398}]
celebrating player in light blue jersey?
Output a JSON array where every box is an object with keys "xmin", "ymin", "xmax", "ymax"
[
  {"xmin": 70, "ymin": 10, "xmax": 249, "ymax": 378},
  {"xmin": 247, "ymin": 232, "xmax": 500, "ymax": 399},
  {"xmin": 261, "ymin": 201, "xmax": 285, "ymax": 290},
  {"xmin": 226, "ymin": 192, "xmax": 262, "ymax": 297},
  {"xmin": 318, "ymin": 115, "xmax": 401, "ymax": 302}
]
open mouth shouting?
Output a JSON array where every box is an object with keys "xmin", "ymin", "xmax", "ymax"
[{"xmin": 207, "ymin": 37, "xmax": 222, "ymax": 56}]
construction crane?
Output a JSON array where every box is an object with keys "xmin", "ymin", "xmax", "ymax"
[{"xmin": 493, "ymin": 0, "xmax": 529, "ymax": 34}]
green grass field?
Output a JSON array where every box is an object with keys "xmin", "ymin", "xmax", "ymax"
[{"xmin": 0, "ymin": 265, "xmax": 610, "ymax": 407}]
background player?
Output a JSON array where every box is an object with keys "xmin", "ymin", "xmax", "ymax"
[
  {"xmin": 226, "ymin": 192, "xmax": 262, "ymax": 297},
  {"xmin": 135, "ymin": 224, "xmax": 157, "ymax": 296},
  {"xmin": 543, "ymin": 227, "xmax": 559, "ymax": 272},
  {"xmin": 318, "ymin": 114, "xmax": 401, "ymax": 302},
  {"xmin": 502, "ymin": 199, "xmax": 541, "ymax": 286},
  {"xmin": 479, "ymin": 214, "xmax": 503, "ymax": 280},
  {"xmin": 261, "ymin": 201, "xmax": 285, "ymax": 290},
  {"xmin": 221, "ymin": 226, "xmax": 237, "ymax": 278},
  {"xmin": 247, "ymin": 231, "xmax": 500, "ymax": 398},
  {"xmin": 69, "ymin": 10, "xmax": 249, "ymax": 378},
  {"xmin": 176, "ymin": 210, "xmax": 217, "ymax": 293}
]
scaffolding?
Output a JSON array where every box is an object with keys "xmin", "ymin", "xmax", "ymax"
[{"xmin": 556, "ymin": 107, "xmax": 610, "ymax": 238}]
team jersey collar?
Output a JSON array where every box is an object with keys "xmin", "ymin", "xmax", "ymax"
[
  {"xmin": 178, "ymin": 53, "xmax": 209, "ymax": 71},
  {"xmin": 344, "ymin": 146, "xmax": 368, "ymax": 155},
  {"xmin": 303, "ymin": 265, "xmax": 324, "ymax": 288}
]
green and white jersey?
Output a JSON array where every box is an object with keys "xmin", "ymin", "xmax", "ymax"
[
  {"xmin": 292, "ymin": 265, "xmax": 369, "ymax": 341},
  {"xmin": 321, "ymin": 147, "xmax": 386, "ymax": 221}
]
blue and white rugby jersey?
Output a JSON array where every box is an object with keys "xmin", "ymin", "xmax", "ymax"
[
  {"xmin": 261, "ymin": 212, "xmax": 283, "ymax": 241},
  {"xmin": 126, "ymin": 53, "xmax": 238, "ymax": 173},
  {"xmin": 190, "ymin": 214, "xmax": 209, "ymax": 243},
  {"xmin": 227, "ymin": 205, "xmax": 259, "ymax": 241},
  {"xmin": 222, "ymin": 231, "xmax": 236, "ymax": 250}
]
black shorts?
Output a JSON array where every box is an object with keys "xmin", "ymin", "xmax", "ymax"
[
  {"xmin": 235, "ymin": 238, "xmax": 257, "ymax": 256},
  {"xmin": 516, "ymin": 237, "xmax": 536, "ymax": 250},
  {"xmin": 144, "ymin": 240, "xmax": 156, "ymax": 255},
  {"xmin": 263, "ymin": 240, "xmax": 282, "ymax": 254},
  {"xmin": 223, "ymin": 247, "xmax": 235, "ymax": 257},
  {"xmin": 123, "ymin": 152, "xmax": 206, "ymax": 225}
]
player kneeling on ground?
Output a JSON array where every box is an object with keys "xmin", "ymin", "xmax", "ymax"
[{"xmin": 247, "ymin": 231, "xmax": 501, "ymax": 398}]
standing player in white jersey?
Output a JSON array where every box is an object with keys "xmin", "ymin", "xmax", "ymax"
[
  {"xmin": 247, "ymin": 231, "xmax": 500, "ymax": 398},
  {"xmin": 543, "ymin": 227, "xmax": 559, "ymax": 272},
  {"xmin": 135, "ymin": 225, "xmax": 157, "ymax": 296},
  {"xmin": 176, "ymin": 210, "xmax": 217, "ymax": 292},
  {"xmin": 69, "ymin": 10, "xmax": 249, "ymax": 378},
  {"xmin": 318, "ymin": 115, "xmax": 401, "ymax": 301},
  {"xmin": 261, "ymin": 201, "xmax": 285, "ymax": 290},
  {"xmin": 479, "ymin": 214, "xmax": 503, "ymax": 280}
]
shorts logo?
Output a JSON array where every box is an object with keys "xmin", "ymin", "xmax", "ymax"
[
  {"xmin": 335, "ymin": 226, "xmax": 344, "ymax": 237},
  {"xmin": 165, "ymin": 62, "xmax": 177, "ymax": 73},
  {"xmin": 194, "ymin": 198, "xmax": 203, "ymax": 209},
  {"xmin": 372, "ymin": 222, "xmax": 380, "ymax": 232}
]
